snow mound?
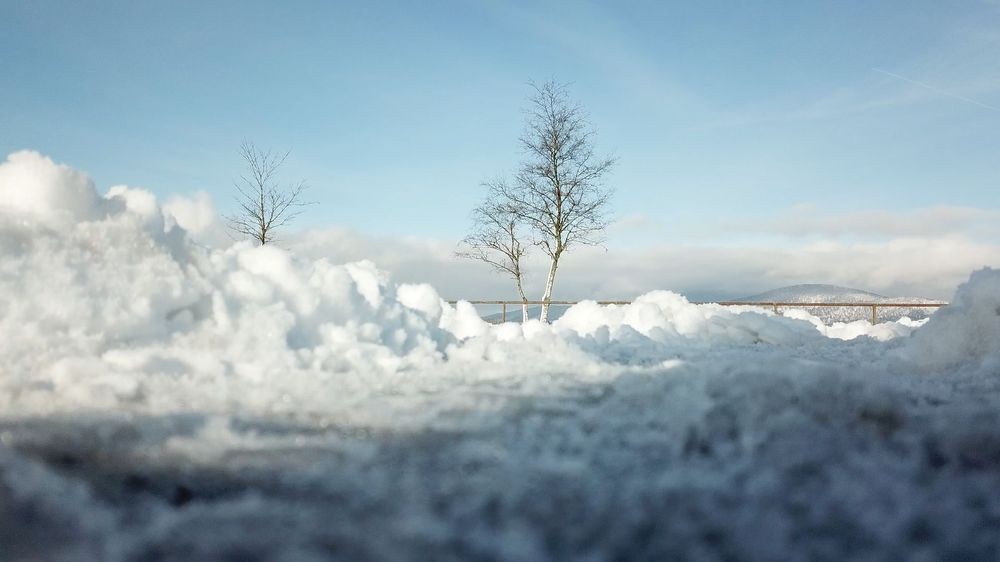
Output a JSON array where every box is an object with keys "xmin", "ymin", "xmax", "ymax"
[
  {"xmin": 901, "ymin": 268, "xmax": 1000, "ymax": 371},
  {"xmin": 782, "ymin": 309, "xmax": 927, "ymax": 342},
  {"xmin": 0, "ymin": 150, "xmax": 119, "ymax": 225},
  {"xmin": 0, "ymin": 152, "xmax": 487, "ymax": 416},
  {"xmin": 554, "ymin": 291, "xmax": 824, "ymax": 346},
  {"xmin": 555, "ymin": 293, "xmax": 923, "ymax": 348}
]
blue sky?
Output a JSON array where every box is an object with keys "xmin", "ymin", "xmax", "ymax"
[{"xmin": 2, "ymin": 1, "xmax": 999, "ymax": 294}]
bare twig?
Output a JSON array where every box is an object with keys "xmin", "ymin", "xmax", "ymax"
[
  {"xmin": 456, "ymin": 179, "xmax": 532, "ymax": 321},
  {"xmin": 225, "ymin": 140, "xmax": 313, "ymax": 245}
]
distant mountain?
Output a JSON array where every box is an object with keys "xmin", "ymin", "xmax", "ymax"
[
  {"xmin": 733, "ymin": 284, "xmax": 944, "ymax": 323},
  {"xmin": 736, "ymin": 284, "xmax": 884, "ymax": 303}
]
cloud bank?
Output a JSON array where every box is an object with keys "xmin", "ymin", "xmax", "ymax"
[
  {"xmin": 283, "ymin": 224, "xmax": 1000, "ymax": 302},
  {"xmin": 3, "ymin": 150, "xmax": 996, "ymax": 301}
]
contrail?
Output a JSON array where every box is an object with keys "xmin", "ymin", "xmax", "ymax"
[{"xmin": 872, "ymin": 67, "xmax": 1000, "ymax": 113}]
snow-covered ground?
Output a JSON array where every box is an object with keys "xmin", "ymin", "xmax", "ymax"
[{"xmin": 2, "ymin": 150, "xmax": 1000, "ymax": 560}]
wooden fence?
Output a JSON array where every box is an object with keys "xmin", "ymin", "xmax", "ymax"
[{"xmin": 445, "ymin": 300, "xmax": 947, "ymax": 325}]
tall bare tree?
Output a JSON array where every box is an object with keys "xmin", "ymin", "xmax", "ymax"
[
  {"xmin": 226, "ymin": 141, "xmax": 310, "ymax": 245},
  {"xmin": 501, "ymin": 80, "xmax": 616, "ymax": 322},
  {"xmin": 456, "ymin": 179, "xmax": 531, "ymax": 321}
]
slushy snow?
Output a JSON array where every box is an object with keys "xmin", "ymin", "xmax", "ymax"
[{"xmin": 2, "ymin": 150, "xmax": 999, "ymax": 561}]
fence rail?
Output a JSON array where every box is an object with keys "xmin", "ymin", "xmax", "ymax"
[{"xmin": 446, "ymin": 300, "xmax": 947, "ymax": 325}]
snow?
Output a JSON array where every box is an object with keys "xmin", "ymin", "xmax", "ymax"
[
  {"xmin": 900, "ymin": 268, "xmax": 1000, "ymax": 371},
  {"xmin": 2, "ymin": 151, "xmax": 1000, "ymax": 560},
  {"xmin": 782, "ymin": 309, "xmax": 928, "ymax": 342},
  {"xmin": 0, "ymin": 151, "xmax": 116, "ymax": 225}
]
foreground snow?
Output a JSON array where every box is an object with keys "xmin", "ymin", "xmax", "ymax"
[{"xmin": 2, "ymin": 151, "xmax": 1000, "ymax": 560}]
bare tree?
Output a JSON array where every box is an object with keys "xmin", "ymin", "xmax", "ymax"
[
  {"xmin": 456, "ymin": 179, "xmax": 532, "ymax": 321},
  {"xmin": 501, "ymin": 80, "xmax": 616, "ymax": 322},
  {"xmin": 226, "ymin": 141, "xmax": 310, "ymax": 245}
]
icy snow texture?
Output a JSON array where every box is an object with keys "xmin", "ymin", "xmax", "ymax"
[
  {"xmin": 901, "ymin": 268, "xmax": 1000, "ymax": 370},
  {"xmin": 1, "ymin": 151, "xmax": 999, "ymax": 561},
  {"xmin": 0, "ymin": 151, "xmax": 116, "ymax": 224}
]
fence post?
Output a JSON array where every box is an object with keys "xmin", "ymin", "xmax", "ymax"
[
  {"xmin": 772, "ymin": 303, "xmax": 778, "ymax": 315},
  {"xmin": 871, "ymin": 305, "xmax": 877, "ymax": 325},
  {"xmin": 501, "ymin": 303, "xmax": 507, "ymax": 323}
]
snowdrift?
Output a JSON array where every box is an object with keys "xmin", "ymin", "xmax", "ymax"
[
  {"xmin": 901, "ymin": 268, "xmax": 1000, "ymax": 370},
  {"xmin": 2, "ymin": 151, "xmax": 999, "ymax": 560}
]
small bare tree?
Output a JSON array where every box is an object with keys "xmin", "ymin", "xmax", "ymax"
[
  {"xmin": 501, "ymin": 80, "xmax": 616, "ymax": 322},
  {"xmin": 226, "ymin": 141, "xmax": 309, "ymax": 245},
  {"xmin": 456, "ymin": 179, "xmax": 531, "ymax": 321}
]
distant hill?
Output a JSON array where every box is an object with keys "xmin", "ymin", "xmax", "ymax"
[
  {"xmin": 733, "ymin": 284, "xmax": 944, "ymax": 323},
  {"xmin": 737, "ymin": 284, "xmax": 887, "ymax": 304}
]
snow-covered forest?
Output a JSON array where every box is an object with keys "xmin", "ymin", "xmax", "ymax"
[{"xmin": 2, "ymin": 150, "xmax": 1000, "ymax": 560}]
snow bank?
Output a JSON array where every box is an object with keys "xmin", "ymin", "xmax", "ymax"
[
  {"xmin": 0, "ymin": 150, "xmax": 118, "ymax": 225},
  {"xmin": 0, "ymin": 152, "xmax": 485, "ymax": 417},
  {"xmin": 2, "ymin": 151, "xmax": 999, "ymax": 560},
  {"xmin": 1, "ymin": 225, "xmax": 467, "ymax": 414},
  {"xmin": 901, "ymin": 267, "xmax": 1000, "ymax": 370},
  {"xmin": 782, "ymin": 309, "xmax": 927, "ymax": 341},
  {"xmin": 554, "ymin": 293, "xmax": 924, "ymax": 348},
  {"xmin": 554, "ymin": 291, "xmax": 823, "ymax": 346}
]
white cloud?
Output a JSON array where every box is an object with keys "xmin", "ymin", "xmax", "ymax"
[
  {"xmin": 270, "ymin": 202, "xmax": 1000, "ymax": 302},
  {"xmin": 5, "ymin": 151, "xmax": 993, "ymax": 302},
  {"xmin": 553, "ymin": 237, "xmax": 999, "ymax": 300},
  {"xmin": 608, "ymin": 212, "xmax": 660, "ymax": 234},
  {"xmin": 284, "ymin": 225, "xmax": 1000, "ymax": 301}
]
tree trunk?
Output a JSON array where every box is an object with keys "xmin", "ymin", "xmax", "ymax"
[
  {"xmin": 539, "ymin": 254, "xmax": 560, "ymax": 323},
  {"xmin": 515, "ymin": 275, "xmax": 530, "ymax": 322}
]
